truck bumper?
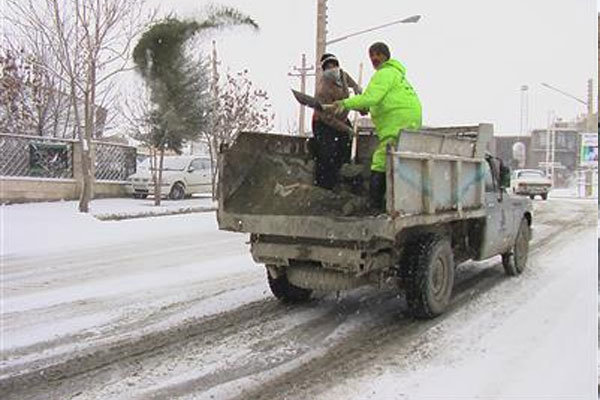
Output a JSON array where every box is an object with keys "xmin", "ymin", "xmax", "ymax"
[{"xmin": 250, "ymin": 240, "xmax": 392, "ymax": 275}]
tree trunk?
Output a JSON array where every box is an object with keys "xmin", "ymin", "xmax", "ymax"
[
  {"xmin": 154, "ymin": 146, "xmax": 165, "ymax": 206},
  {"xmin": 210, "ymin": 135, "xmax": 219, "ymax": 201},
  {"xmin": 78, "ymin": 89, "xmax": 94, "ymax": 213}
]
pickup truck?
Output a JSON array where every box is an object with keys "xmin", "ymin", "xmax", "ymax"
[{"xmin": 217, "ymin": 124, "xmax": 532, "ymax": 319}]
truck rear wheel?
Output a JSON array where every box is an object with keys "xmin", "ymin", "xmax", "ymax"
[
  {"xmin": 502, "ymin": 218, "xmax": 530, "ymax": 276},
  {"xmin": 266, "ymin": 267, "xmax": 312, "ymax": 304},
  {"xmin": 403, "ymin": 234, "xmax": 455, "ymax": 319}
]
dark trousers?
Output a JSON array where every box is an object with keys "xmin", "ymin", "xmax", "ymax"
[
  {"xmin": 369, "ymin": 171, "xmax": 386, "ymax": 211},
  {"xmin": 312, "ymin": 120, "xmax": 350, "ymax": 190}
]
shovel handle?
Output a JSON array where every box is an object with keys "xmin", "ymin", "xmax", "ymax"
[{"xmin": 350, "ymin": 130, "xmax": 358, "ymax": 163}]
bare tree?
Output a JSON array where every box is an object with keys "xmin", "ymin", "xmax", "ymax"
[
  {"xmin": 204, "ymin": 67, "xmax": 275, "ymax": 198},
  {"xmin": 0, "ymin": 45, "xmax": 74, "ymax": 137},
  {"xmin": 4, "ymin": 0, "xmax": 155, "ymax": 212}
]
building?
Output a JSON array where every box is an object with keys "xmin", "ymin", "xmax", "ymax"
[
  {"xmin": 529, "ymin": 122, "xmax": 581, "ymax": 187},
  {"xmin": 493, "ymin": 134, "xmax": 531, "ymax": 170}
]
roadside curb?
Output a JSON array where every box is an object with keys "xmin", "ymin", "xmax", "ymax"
[{"xmin": 94, "ymin": 206, "xmax": 217, "ymax": 221}]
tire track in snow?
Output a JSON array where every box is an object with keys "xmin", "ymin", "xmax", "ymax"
[{"xmin": 1, "ymin": 200, "xmax": 594, "ymax": 400}]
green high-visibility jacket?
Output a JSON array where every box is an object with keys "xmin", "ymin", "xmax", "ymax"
[{"xmin": 341, "ymin": 58, "xmax": 422, "ymax": 172}]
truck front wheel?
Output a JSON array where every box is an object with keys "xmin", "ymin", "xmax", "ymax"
[
  {"xmin": 266, "ymin": 267, "xmax": 312, "ymax": 304},
  {"xmin": 502, "ymin": 218, "xmax": 530, "ymax": 276},
  {"xmin": 403, "ymin": 234, "xmax": 455, "ymax": 319}
]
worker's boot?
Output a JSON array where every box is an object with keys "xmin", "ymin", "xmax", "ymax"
[{"xmin": 368, "ymin": 172, "xmax": 386, "ymax": 214}]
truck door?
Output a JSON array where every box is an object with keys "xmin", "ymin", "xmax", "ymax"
[{"xmin": 479, "ymin": 160, "xmax": 512, "ymax": 259}]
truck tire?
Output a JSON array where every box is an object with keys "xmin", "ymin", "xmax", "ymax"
[
  {"xmin": 502, "ymin": 218, "xmax": 530, "ymax": 276},
  {"xmin": 529, "ymin": 195, "xmax": 535, "ymax": 200},
  {"xmin": 541, "ymin": 193, "xmax": 548, "ymax": 200},
  {"xmin": 403, "ymin": 234, "xmax": 455, "ymax": 319},
  {"xmin": 267, "ymin": 269, "xmax": 312, "ymax": 304}
]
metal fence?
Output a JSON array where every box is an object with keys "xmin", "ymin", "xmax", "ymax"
[
  {"xmin": 0, "ymin": 133, "xmax": 75, "ymax": 179},
  {"xmin": 0, "ymin": 133, "xmax": 137, "ymax": 181},
  {"xmin": 94, "ymin": 142, "xmax": 136, "ymax": 182}
]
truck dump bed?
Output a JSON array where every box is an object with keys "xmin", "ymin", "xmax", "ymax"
[{"xmin": 217, "ymin": 124, "xmax": 492, "ymax": 241}]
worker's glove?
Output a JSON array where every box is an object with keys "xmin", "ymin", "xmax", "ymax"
[{"xmin": 321, "ymin": 101, "xmax": 345, "ymax": 116}]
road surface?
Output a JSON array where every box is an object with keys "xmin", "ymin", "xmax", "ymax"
[{"xmin": 1, "ymin": 197, "xmax": 596, "ymax": 399}]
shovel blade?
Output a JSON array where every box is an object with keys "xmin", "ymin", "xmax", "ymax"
[{"xmin": 291, "ymin": 89, "xmax": 323, "ymax": 111}]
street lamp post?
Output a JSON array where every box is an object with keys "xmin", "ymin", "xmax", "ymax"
[
  {"xmin": 541, "ymin": 81, "xmax": 595, "ymax": 131},
  {"xmin": 540, "ymin": 80, "xmax": 597, "ymax": 195},
  {"xmin": 519, "ymin": 85, "xmax": 529, "ymax": 136},
  {"xmin": 314, "ymin": 0, "xmax": 420, "ymax": 91}
]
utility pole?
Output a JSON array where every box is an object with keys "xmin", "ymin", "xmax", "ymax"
[
  {"xmin": 315, "ymin": 0, "xmax": 328, "ymax": 91},
  {"xmin": 288, "ymin": 53, "xmax": 314, "ymax": 136},
  {"xmin": 543, "ymin": 111, "xmax": 558, "ymax": 186},
  {"xmin": 587, "ymin": 78, "xmax": 595, "ymax": 131}
]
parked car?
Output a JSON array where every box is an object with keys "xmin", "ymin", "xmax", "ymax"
[
  {"xmin": 127, "ymin": 156, "xmax": 212, "ymax": 200},
  {"xmin": 511, "ymin": 169, "xmax": 552, "ymax": 200}
]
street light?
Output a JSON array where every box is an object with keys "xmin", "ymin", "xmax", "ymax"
[
  {"xmin": 540, "ymin": 80, "xmax": 596, "ymax": 193},
  {"xmin": 519, "ymin": 85, "xmax": 529, "ymax": 136},
  {"xmin": 325, "ymin": 15, "xmax": 421, "ymax": 46},
  {"xmin": 541, "ymin": 82, "xmax": 587, "ymax": 106},
  {"xmin": 314, "ymin": 3, "xmax": 421, "ymax": 89},
  {"xmin": 540, "ymin": 81, "xmax": 595, "ymax": 130}
]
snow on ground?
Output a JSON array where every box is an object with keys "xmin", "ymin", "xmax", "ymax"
[
  {"xmin": 0, "ymin": 196, "xmax": 597, "ymax": 400},
  {"xmin": 320, "ymin": 223, "xmax": 597, "ymax": 400},
  {"xmin": 550, "ymin": 187, "xmax": 598, "ymax": 200},
  {"xmin": 2, "ymin": 196, "xmax": 216, "ymax": 257},
  {"xmin": 1, "ymin": 199, "xmax": 266, "ymax": 366},
  {"xmin": 88, "ymin": 196, "xmax": 217, "ymax": 220}
]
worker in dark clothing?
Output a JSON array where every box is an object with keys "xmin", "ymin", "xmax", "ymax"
[{"xmin": 312, "ymin": 53, "xmax": 361, "ymax": 190}]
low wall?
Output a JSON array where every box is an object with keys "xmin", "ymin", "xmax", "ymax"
[
  {"xmin": 1, "ymin": 133, "xmax": 136, "ymax": 204},
  {"xmin": 0, "ymin": 177, "xmax": 129, "ymax": 204}
]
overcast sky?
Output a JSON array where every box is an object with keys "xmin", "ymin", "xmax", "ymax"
[{"xmin": 149, "ymin": 0, "xmax": 597, "ymax": 134}]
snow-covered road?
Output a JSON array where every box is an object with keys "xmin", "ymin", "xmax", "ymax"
[{"xmin": 0, "ymin": 197, "xmax": 597, "ymax": 399}]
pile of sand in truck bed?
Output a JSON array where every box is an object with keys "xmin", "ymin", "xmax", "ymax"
[{"xmin": 224, "ymin": 155, "xmax": 368, "ymax": 217}]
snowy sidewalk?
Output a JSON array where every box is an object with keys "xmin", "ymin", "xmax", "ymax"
[
  {"xmin": 87, "ymin": 196, "xmax": 217, "ymax": 220},
  {"xmin": 1, "ymin": 198, "xmax": 217, "ymax": 258}
]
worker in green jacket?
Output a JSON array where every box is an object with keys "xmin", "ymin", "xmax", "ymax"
[{"xmin": 323, "ymin": 42, "xmax": 422, "ymax": 211}]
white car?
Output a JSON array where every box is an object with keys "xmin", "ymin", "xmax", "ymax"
[
  {"xmin": 510, "ymin": 169, "xmax": 552, "ymax": 200},
  {"xmin": 127, "ymin": 156, "xmax": 212, "ymax": 200}
]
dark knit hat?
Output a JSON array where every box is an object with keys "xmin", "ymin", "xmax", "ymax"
[{"xmin": 320, "ymin": 53, "xmax": 339, "ymax": 69}]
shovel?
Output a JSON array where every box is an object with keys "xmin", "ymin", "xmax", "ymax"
[{"xmin": 291, "ymin": 89, "xmax": 323, "ymax": 111}]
